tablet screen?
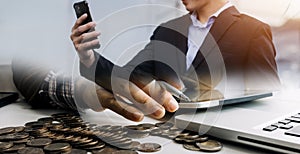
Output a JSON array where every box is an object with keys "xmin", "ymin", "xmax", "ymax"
[{"xmin": 182, "ymin": 89, "xmax": 273, "ymax": 103}]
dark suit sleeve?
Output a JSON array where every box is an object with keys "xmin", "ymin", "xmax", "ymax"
[
  {"xmin": 244, "ymin": 24, "xmax": 281, "ymax": 90},
  {"xmin": 79, "ymin": 27, "xmax": 167, "ymax": 91}
]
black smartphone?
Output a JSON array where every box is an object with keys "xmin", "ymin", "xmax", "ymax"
[
  {"xmin": 0, "ymin": 92, "xmax": 19, "ymax": 108},
  {"xmin": 73, "ymin": 1, "xmax": 94, "ymax": 31}
]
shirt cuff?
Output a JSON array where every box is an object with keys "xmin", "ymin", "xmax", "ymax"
[{"xmin": 40, "ymin": 71, "xmax": 87, "ymax": 112}]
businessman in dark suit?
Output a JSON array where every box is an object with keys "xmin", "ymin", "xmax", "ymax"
[{"xmin": 71, "ymin": 0, "xmax": 280, "ymax": 120}]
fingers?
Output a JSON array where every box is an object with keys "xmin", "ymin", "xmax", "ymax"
[
  {"xmin": 112, "ymin": 78, "xmax": 166, "ymax": 119},
  {"xmin": 142, "ymin": 80, "xmax": 179, "ymax": 113},
  {"xmin": 75, "ymin": 78, "xmax": 144, "ymax": 122},
  {"xmin": 74, "ymin": 78, "xmax": 105, "ymax": 112},
  {"xmin": 70, "ymin": 14, "xmax": 100, "ymax": 65},
  {"xmin": 75, "ymin": 39, "xmax": 100, "ymax": 55},
  {"xmin": 73, "ymin": 31, "xmax": 101, "ymax": 44},
  {"xmin": 72, "ymin": 13, "xmax": 88, "ymax": 31},
  {"xmin": 72, "ymin": 22, "xmax": 97, "ymax": 37},
  {"xmin": 129, "ymin": 84, "xmax": 165, "ymax": 119},
  {"xmin": 96, "ymin": 86, "xmax": 144, "ymax": 122}
]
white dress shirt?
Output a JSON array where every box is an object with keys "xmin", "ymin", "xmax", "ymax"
[{"xmin": 186, "ymin": 2, "xmax": 233, "ymax": 70}]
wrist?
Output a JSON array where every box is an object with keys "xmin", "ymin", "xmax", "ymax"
[{"xmin": 79, "ymin": 50, "xmax": 95, "ymax": 68}]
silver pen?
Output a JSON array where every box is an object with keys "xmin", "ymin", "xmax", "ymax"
[{"xmin": 156, "ymin": 80, "xmax": 191, "ymax": 102}]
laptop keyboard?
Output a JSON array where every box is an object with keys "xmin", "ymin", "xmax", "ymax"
[
  {"xmin": 285, "ymin": 126, "xmax": 300, "ymax": 137},
  {"xmin": 263, "ymin": 113, "xmax": 300, "ymax": 137}
]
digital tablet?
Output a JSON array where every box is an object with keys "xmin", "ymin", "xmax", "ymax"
[{"xmin": 178, "ymin": 90, "xmax": 273, "ymax": 109}]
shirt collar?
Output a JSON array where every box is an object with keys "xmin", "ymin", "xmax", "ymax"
[{"xmin": 190, "ymin": 1, "xmax": 233, "ymax": 28}]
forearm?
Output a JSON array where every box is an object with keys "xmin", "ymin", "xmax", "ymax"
[
  {"xmin": 80, "ymin": 51, "xmax": 115, "ymax": 91},
  {"xmin": 79, "ymin": 50, "xmax": 156, "ymax": 91}
]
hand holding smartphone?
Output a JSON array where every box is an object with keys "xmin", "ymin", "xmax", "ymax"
[
  {"xmin": 73, "ymin": 1, "xmax": 93, "ymax": 31},
  {"xmin": 73, "ymin": 1, "xmax": 100, "ymax": 50}
]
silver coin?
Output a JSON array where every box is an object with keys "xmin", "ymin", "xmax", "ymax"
[
  {"xmin": 118, "ymin": 141, "xmax": 140, "ymax": 150},
  {"xmin": 13, "ymin": 138, "xmax": 31, "ymax": 144},
  {"xmin": 176, "ymin": 132, "xmax": 190, "ymax": 138},
  {"xmin": 27, "ymin": 138, "xmax": 52, "ymax": 147},
  {"xmin": 75, "ymin": 140, "xmax": 99, "ymax": 148},
  {"xmin": 3, "ymin": 143, "xmax": 26, "ymax": 152},
  {"xmin": 112, "ymin": 150, "xmax": 138, "ymax": 154},
  {"xmin": 150, "ymin": 128, "xmax": 162, "ymax": 136},
  {"xmin": 14, "ymin": 126, "xmax": 25, "ymax": 133},
  {"xmin": 126, "ymin": 131, "xmax": 149, "ymax": 139},
  {"xmin": 0, "ymin": 132, "xmax": 29, "ymax": 141},
  {"xmin": 70, "ymin": 148, "xmax": 88, "ymax": 154},
  {"xmin": 137, "ymin": 143, "xmax": 161, "ymax": 152},
  {"xmin": 92, "ymin": 147, "xmax": 118, "ymax": 154},
  {"xmin": 18, "ymin": 147, "xmax": 45, "ymax": 154},
  {"xmin": 109, "ymin": 137, "xmax": 132, "ymax": 145},
  {"xmin": 110, "ymin": 126, "xmax": 123, "ymax": 132},
  {"xmin": 0, "ymin": 141, "xmax": 13, "ymax": 150},
  {"xmin": 155, "ymin": 122, "xmax": 174, "ymax": 129},
  {"xmin": 124, "ymin": 125, "xmax": 141, "ymax": 131},
  {"xmin": 174, "ymin": 137, "xmax": 186, "ymax": 144},
  {"xmin": 177, "ymin": 135, "xmax": 208, "ymax": 143},
  {"xmin": 44, "ymin": 142, "xmax": 71, "ymax": 152},
  {"xmin": 196, "ymin": 140, "xmax": 223, "ymax": 152},
  {"xmin": 83, "ymin": 142, "xmax": 106, "ymax": 150},
  {"xmin": 183, "ymin": 143, "xmax": 200, "ymax": 151},
  {"xmin": 102, "ymin": 134, "xmax": 124, "ymax": 143},
  {"xmin": 0, "ymin": 127, "xmax": 15, "ymax": 135},
  {"xmin": 137, "ymin": 123, "xmax": 156, "ymax": 130},
  {"xmin": 193, "ymin": 136, "xmax": 209, "ymax": 142}
]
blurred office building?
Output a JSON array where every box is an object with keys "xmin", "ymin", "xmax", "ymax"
[{"xmin": 0, "ymin": 0, "xmax": 299, "ymax": 91}]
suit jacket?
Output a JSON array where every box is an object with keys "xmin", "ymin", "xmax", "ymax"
[{"xmin": 81, "ymin": 6, "xmax": 280, "ymax": 91}]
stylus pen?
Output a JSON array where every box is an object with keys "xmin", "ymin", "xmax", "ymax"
[{"xmin": 156, "ymin": 81, "xmax": 191, "ymax": 102}]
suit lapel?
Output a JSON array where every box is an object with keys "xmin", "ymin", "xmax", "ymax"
[
  {"xmin": 175, "ymin": 14, "xmax": 191, "ymax": 55},
  {"xmin": 174, "ymin": 14, "xmax": 191, "ymax": 74},
  {"xmin": 191, "ymin": 6, "xmax": 240, "ymax": 70}
]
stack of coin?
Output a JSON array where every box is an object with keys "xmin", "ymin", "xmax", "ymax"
[
  {"xmin": 128, "ymin": 121, "xmax": 223, "ymax": 153},
  {"xmin": 173, "ymin": 132, "xmax": 222, "ymax": 152},
  {"xmin": 0, "ymin": 112, "xmax": 223, "ymax": 153},
  {"xmin": 123, "ymin": 125, "xmax": 151, "ymax": 139}
]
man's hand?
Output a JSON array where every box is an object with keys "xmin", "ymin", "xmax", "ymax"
[
  {"xmin": 70, "ymin": 14, "xmax": 101, "ymax": 68},
  {"xmin": 110, "ymin": 77, "xmax": 180, "ymax": 119},
  {"xmin": 75, "ymin": 77, "xmax": 181, "ymax": 122},
  {"xmin": 75, "ymin": 78, "xmax": 144, "ymax": 122}
]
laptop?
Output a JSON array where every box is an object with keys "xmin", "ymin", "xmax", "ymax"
[{"xmin": 175, "ymin": 91, "xmax": 300, "ymax": 153}]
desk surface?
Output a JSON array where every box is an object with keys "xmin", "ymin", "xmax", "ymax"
[{"xmin": 0, "ymin": 100, "xmax": 278, "ymax": 154}]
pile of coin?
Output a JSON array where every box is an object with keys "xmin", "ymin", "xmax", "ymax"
[{"xmin": 0, "ymin": 113, "xmax": 223, "ymax": 153}]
